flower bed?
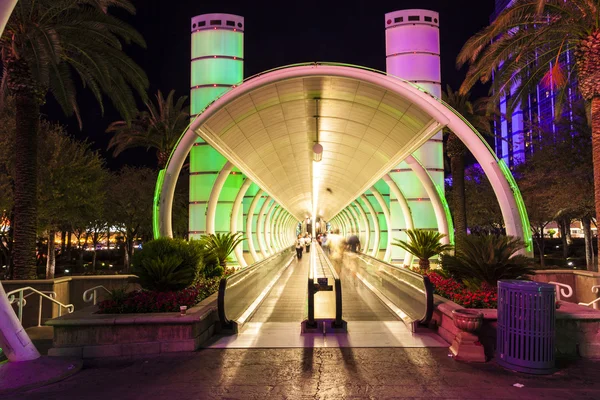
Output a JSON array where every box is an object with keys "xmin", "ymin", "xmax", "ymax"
[
  {"xmin": 412, "ymin": 268, "xmax": 497, "ymax": 309},
  {"xmin": 97, "ymin": 276, "xmax": 222, "ymax": 314}
]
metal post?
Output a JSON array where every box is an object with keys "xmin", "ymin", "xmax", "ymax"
[
  {"xmin": 38, "ymin": 294, "xmax": 43, "ymax": 327},
  {"xmin": 18, "ymin": 291, "xmax": 24, "ymax": 323}
]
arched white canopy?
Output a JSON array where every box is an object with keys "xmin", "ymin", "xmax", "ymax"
[{"xmin": 156, "ymin": 64, "xmax": 531, "ymax": 255}]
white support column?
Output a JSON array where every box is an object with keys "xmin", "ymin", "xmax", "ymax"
[
  {"xmin": 206, "ymin": 161, "xmax": 233, "ymax": 234},
  {"xmin": 246, "ymin": 190, "xmax": 264, "ymax": 263},
  {"xmin": 256, "ymin": 196, "xmax": 272, "ymax": 258},
  {"xmin": 406, "ymin": 155, "xmax": 450, "ymax": 244},
  {"xmin": 276, "ymin": 211, "xmax": 286, "ymax": 250},
  {"xmin": 370, "ymin": 186, "xmax": 392, "ymax": 262},
  {"xmin": 340, "ymin": 210, "xmax": 352, "ymax": 235},
  {"xmin": 0, "ymin": 284, "xmax": 40, "ymax": 362},
  {"xmin": 265, "ymin": 203, "xmax": 278, "ymax": 254},
  {"xmin": 348, "ymin": 202, "xmax": 370, "ymax": 250},
  {"xmin": 383, "ymin": 174, "xmax": 415, "ymax": 266},
  {"xmin": 352, "ymin": 200, "xmax": 370, "ymax": 253},
  {"xmin": 346, "ymin": 204, "xmax": 364, "ymax": 248},
  {"xmin": 231, "ymin": 178, "xmax": 252, "ymax": 268},
  {"xmin": 343, "ymin": 208, "xmax": 359, "ymax": 236},
  {"xmin": 361, "ymin": 194, "xmax": 380, "ymax": 258},
  {"xmin": 277, "ymin": 210, "xmax": 287, "ymax": 250}
]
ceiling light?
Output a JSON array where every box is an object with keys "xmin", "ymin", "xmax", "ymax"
[{"xmin": 313, "ymin": 142, "xmax": 323, "ymax": 162}]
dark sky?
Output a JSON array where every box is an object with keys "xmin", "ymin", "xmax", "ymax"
[{"xmin": 52, "ymin": 0, "xmax": 495, "ymax": 170}]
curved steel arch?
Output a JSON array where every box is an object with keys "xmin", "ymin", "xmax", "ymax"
[{"xmin": 155, "ymin": 64, "xmax": 531, "ymax": 255}]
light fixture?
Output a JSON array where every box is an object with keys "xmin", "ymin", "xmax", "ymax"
[
  {"xmin": 313, "ymin": 142, "xmax": 323, "ymax": 162},
  {"xmin": 313, "ymin": 98, "xmax": 323, "ymax": 162}
]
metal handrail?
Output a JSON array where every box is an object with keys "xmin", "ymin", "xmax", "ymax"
[
  {"xmin": 548, "ymin": 281, "xmax": 574, "ymax": 301},
  {"xmin": 83, "ymin": 285, "xmax": 112, "ymax": 305},
  {"xmin": 6, "ymin": 286, "xmax": 74, "ymax": 326},
  {"xmin": 357, "ymin": 253, "xmax": 434, "ymax": 326},
  {"xmin": 218, "ymin": 247, "xmax": 294, "ymax": 328},
  {"xmin": 578, "ymin": 285, "xmax": 600, "ymax": 310}
]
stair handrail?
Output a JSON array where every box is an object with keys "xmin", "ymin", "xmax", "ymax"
[
  {"xmin": 578, "ymin": 285, "xmax": 600, "ymax": 310},
  {"xmin": 83, "ymin": 285, "xmax": 112, "ymax": 305},
  {"xmin": 548, "ymin": 281, "xmax": 574, "ymax": 301},
  {"xmin": 6, "ymin": 286, "xmax": 74, "ymax": 326}
]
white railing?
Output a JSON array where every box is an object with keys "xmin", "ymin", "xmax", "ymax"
[
  {"xmin": 83, "ymin": 285, "xmax": 112, "ymax": 305},
  {"xmin": 578, "ymin": 285, "xmax": 600, "ymax": 310},
  {"xmin": 6, "ymin": 287, "xmax": 74, "ymax": 327},
  {"xmin": 548, "ymin": 281, "xmax": 574, "ymax": 301}
]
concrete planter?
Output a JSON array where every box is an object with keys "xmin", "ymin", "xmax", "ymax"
[
  {"xmin": 432, "ymin": 295, "xmax": 600, "ymax": 360},
  {"xmin": 45, "ymin": 292, "xmax": 219, "ymax": 359}
]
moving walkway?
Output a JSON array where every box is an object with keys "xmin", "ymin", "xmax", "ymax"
[{"xmin": 217, "ymin": 242, "xmax": 434, "ymax": 334}]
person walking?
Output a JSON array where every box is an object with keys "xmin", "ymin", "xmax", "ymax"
[
  {"xmin": 347, "ymin": 232, "xmax": 361, "ymax": 253},
  {"xmin": 305, "ymin": 233, "xmax": 311, "ymax": 253},
  {"xmin": 295, "ymin": 234, "xmax": 304, "ymax": 259}
]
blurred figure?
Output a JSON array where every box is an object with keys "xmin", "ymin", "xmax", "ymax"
[
  {"xmin": 347, "ymin": 231, "xmax": 361, "ymax": 253},
  {"xmin": 295, "ymin": 234, "xmax": 304, "ymax": 259},
  {"xmin": 326, "ymin": 229, "xmax": 345, "ymax": 260},
  {"xmin": 304, "ymin": 233, "xmax": 311, "ymax": 253}
]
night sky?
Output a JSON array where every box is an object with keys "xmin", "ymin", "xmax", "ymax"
[{"xmin": 49, "ymin": 0, "xmax": 495, "ymax": 170}]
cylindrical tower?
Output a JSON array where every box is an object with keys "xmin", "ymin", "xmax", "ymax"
[
  {"xmin": 385, "ymin": 10, "xmax": 445, "ymax": 264},
  {"xmin": 188, "ymin": 14, "xmax": 245, "ymax": 240}
]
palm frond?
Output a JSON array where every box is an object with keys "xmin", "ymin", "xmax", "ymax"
[{"xmin": 392, "ymin": 229, "xmax": 453, "ymax": 261}]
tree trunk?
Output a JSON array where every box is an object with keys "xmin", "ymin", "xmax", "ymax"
[
  {"xmin": 582, "ymin": 217, "xmax": 595, "ymax": 271},
  {"xmin": 125, "ymin": 238, "xmax": 134, "ymax": 272},
  {"xmin": 46, "ymin": 231, "xmax": 56, "ymax": 279},
  {"xmin": 11, "ymin": 95, "xmax": 40, "ymax": 279},
  {"xmin": 592, "ymin": 96, "xmax": 600, "ymax": 265},
  {"xmin": 91, "ymin": 249, "xmax": 97, "ymax": 273},
  {"xmin": 451, "ymin": 152, "xmax": 467, "ymax": 249},
  {"xmin": 123, "ymin": 245, "xmax": 130, "ymax": 271},
  {"xmin": 534, "ymin": 228, "xmax": 546, "ymax": 268},
  {"xmin": 558, "ymin": 219, "xmax": 569, "ymax": 260},
  {"xmin": 418, "ymin": 258, "xmax": 430, "ymax": 271},
  {"xmin": 106, "ymin": 228, "xmax": 110, "ymax": 249},
  {"xmin": 60, "ymin": 231, "xmax": 66, "ymax": 254},
  {"xmin": 66, "ymin": 230, "xmax": 72, "ymax": 262}
]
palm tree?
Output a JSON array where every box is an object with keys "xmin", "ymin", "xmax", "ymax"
[
  {"xmin": 441, "ymin": 235, "xmax": 534, "ymax": 287},
  {"xmin": 392, "ymin": 229, "xmax": 453, "ymax": 270},
  {"xmin": 200, "ymin": 232, "xmax": 245, "ymax": 268},
  {"xmin": 442, "ymin": 85, "xmax": 492, "ymax": 246},
  {"xmin": 457, "ymin": 0, "xmax": 600, "ymax": 261},
  {"xmin": 1, "ymin": 0, "xmax": 148, "ymax": 279},
  {"xmin": 106, "ymin": 90, "xmax": 190, "ymax": 168}
]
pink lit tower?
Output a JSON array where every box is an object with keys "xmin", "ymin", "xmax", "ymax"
[{"xmin": 385, "ymin": 10, "xmax": 446, "ymax": 259}]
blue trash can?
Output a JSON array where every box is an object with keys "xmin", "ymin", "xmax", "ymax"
[{"xmin": 497, "ymin": 280, "xmax": 555, "ymax": 374}]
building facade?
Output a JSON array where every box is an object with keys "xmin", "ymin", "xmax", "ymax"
[{"xmin": 492, "ymin": 0, "xmax": 582, "ymax": 169}]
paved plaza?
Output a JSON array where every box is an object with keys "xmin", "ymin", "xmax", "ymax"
[{"xmin": 4, "ymin": 348, "xmax": 600, "ymax": 400}]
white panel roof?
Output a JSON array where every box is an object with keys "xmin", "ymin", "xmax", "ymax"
[{"xmin": 195, "ymin": 75, "xmax": 439, "ymax": 220}]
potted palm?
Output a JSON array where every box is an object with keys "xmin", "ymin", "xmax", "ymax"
[
  {"xmin": 392, "ymin": 229, "xmax": 453, "ymax": 270},
  {"xmin": 200, "ymin": 232, "xmax": 245, "ymax": 269}
]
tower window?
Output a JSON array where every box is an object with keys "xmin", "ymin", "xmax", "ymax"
[
  {"xmin": 210, "ymin": 20, "xmax": 221, "ymax": 25},
  {"xmin": 408, "ymin": 16, "xmax": 420, "ymax": 21},
  {"xmin": 424, "ymin": 16, "xmax": 432, "ymax": 22},
  {"xmin": 394, "ymin": 16, "xmax": 403, "ymax": 23}
]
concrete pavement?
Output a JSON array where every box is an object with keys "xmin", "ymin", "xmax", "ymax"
[{"xmin": 4, "ymin": 348, "xmax": 600, "ymax": 399}]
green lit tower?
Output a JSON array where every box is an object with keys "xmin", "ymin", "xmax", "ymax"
[{"xmin": 189, "ymin": 14, "xmax": 244, "ymax": 240}]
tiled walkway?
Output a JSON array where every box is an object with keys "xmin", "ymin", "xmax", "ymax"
[{"xmin": 10, "ymin": 348, "xmax": 600, "ymax": 399}]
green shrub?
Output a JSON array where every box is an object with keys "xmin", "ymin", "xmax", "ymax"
[
  {"xmin": 392, "ymin": 229, "xmax": 453, "ymax": 270},
  {"xmin": 133, "ymin": 238, "xmax": 203, "ymax": 292},
  {"xmin": 199, "ymin": 232, "xmax": 245, "ymax": 269},
  {"xmin": 441, "ymin": 234, "xmax": 534, "ymax": 287}
]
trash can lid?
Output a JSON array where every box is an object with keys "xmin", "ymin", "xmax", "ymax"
[{"xmin": 498, "ymin": 279, "xmax": 555, "ymax": 292}]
